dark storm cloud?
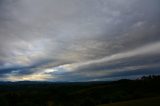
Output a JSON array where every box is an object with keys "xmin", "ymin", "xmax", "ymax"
[{"xmin": 0, "ymin": 0, "xmax": 160, "ymax": 81}]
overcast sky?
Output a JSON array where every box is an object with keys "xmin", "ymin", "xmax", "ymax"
[{"xmin": 0, "ymin": 0, "xmax": 160, "ymax": 81}]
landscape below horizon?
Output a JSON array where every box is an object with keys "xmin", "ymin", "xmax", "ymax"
[{"xmin": 0, "ymin": 75, "xmax": 160, "ymax": 106}]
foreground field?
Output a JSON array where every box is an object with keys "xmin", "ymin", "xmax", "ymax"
[
  {"xmin": 99, "ymin": 96, "xmax": 160, "ymax": 106},
  {"xmin": 0, "ymin": 75, "xmax": 160, "ymax": 106}
]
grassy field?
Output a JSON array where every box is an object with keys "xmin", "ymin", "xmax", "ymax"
[
  {"xmin": 99, "ymin": 96, "xmax": 160, "ymax": 106},
  {"xmin": 0, "ymin": 76, "xmax": 160, "ymax": 106}
]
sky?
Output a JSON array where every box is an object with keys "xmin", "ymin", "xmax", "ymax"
[{"xmin": 0, "ymin": 0, "xmax": 160, "ymax": 81}]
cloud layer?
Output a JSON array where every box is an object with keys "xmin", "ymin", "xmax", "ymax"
[{"xmin": 0, "ymin": 0, "xmax": 160, "ymax": 81}]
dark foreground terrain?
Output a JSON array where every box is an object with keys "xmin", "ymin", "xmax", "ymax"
[
  {"xmin": 0, "ymin": 75, "xmax": 160, "ymax": 106},
  {"xmin": 99, "ymin": 96, "xmax": 160, "ymax": 106}
]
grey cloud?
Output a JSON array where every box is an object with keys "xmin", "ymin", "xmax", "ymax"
[
  {"xmin": 0, "ymin": 0, "xmax": 160, "ymax": 81},
  {"xmin": 71, "ymin": 42, "xmax": 160, "ymax": 71}
]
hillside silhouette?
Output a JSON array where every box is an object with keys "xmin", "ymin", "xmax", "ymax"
[{"xmin": 0, "ymin": 75, "xmax": 160, "ymax": 106}]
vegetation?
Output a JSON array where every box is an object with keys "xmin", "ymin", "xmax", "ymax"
[
  {"xmin": 99, "ymin": 96, "xmax": 160, "ymax": 106},
  {"xmin": 0, "ymin": 75, "xmax": 160, "ymax": 106}
]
